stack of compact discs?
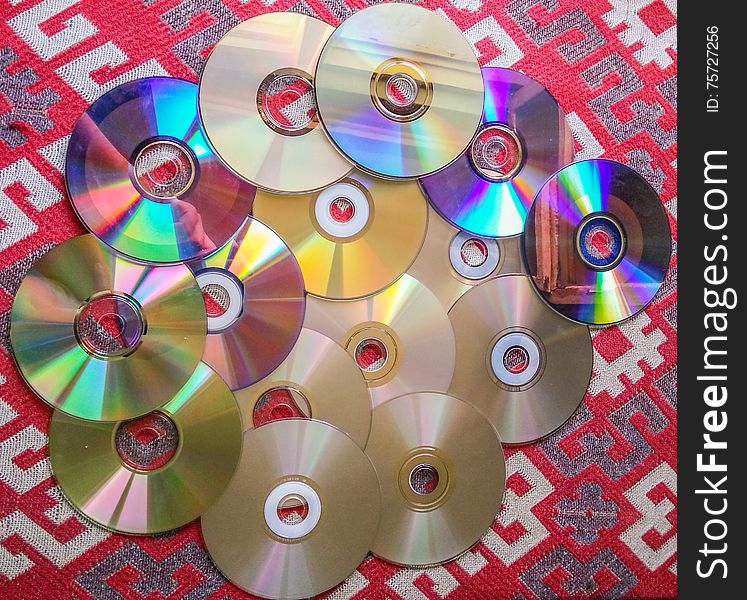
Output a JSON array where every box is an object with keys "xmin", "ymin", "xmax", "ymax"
[{"xmin": 7, "ymin": 2, "xmax": 673, "ymax": 598}]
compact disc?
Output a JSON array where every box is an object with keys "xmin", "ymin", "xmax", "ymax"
[
  {"xmin": 10, "ymin": 235, "xmax": 206, "ymax": 421},
  {"xmin": 235, "ymin": 328, "xmax": 371, "ymax": 448},
  {"xmin": 448, "ymin": 274, "xmax": 592, "ymax": 444},
  {"xmin": 315, "ymin": 3, "xmax": 483, "ymax": 178},
  {"xmin": 49, "ymin": 362, "xmax": 242, "ymax": 534},
  {"xmin": 408, "ymin": 205, "xmax": 525, "ymax": 311},
  {"xmin": 367, "ymin": 392, "xmax": 505, "ymax": 566},
  {"xmin": 66, "ymin": 77, "xmax": 255, "ymax": 263},
  {"xmin": 304, "ymin": 274, "xmax": 455, "ymax": 406},
  {"xmin": 187, "ymin": 217, "xmax": 305, "ymax": 390},
  {"xmin": 201, "ymin": 419, "xmax": 380, "ymax": 599},
  {"xmin": 253, "ymin": 170, "xmax": 427, "ymax": 299},
  {"xmin": 523, "ymin": 159, "xmax": 671, "ymax": 325},
  {"xmin": 199, "ymin": 12, "xmax": 352, "ymax": 192},
  {"xmin": 421, "ymin": 67, "xmax": 573, "ymax": 237}
]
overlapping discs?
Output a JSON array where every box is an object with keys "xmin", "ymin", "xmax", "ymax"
[
  {"xmin": 367, "ymin": 392, "xmax": 506, "ymax": 566},
  {"xmin": 408, "ymin": 205, "xmax": 525, "ymax": 311},
  {"xmin": 10, "ymin": 235, "xmax": 206, "ymax": 422},
  {"xmin": 201, "ymin": 419, "xmax": 380, "ymax": 599},
  {"xmin": 66, "ymin": 77, "xmax": 255, "ymax": 263},
  {"xmin": 235, "ymin": 328, "xmax": 371, "ymax": 448},
  {"xmin": 49, "ymin": 362, "xmax": 242, "ymax": 534},
  {"xmin": 315, "ymin": 3, "xmax": 484, "ymax": 178},
  {"xmin": 253, "ymin": 170, "xmax": 427, "ymax": 299},
  {"xmin": 200, "ymin": 13, "xmax": 352, "ymax": 193},
  {"xmin": 448, "ymin": 275, "xmax": 592, "ymax": 444},
  {"xmin": 305, "ymin": 274, "xmax": 455, "ymax": 406},
  {"xmin": 187, "ymin": 217, "xmax": 305, "ymax": 390},
  {"xmin": 421, "ymin": 68, "xmax": 573, "ymax": 237},
  {"xmin": 523, "ymin": 159, "xmax": 671, "ymax": 325}
]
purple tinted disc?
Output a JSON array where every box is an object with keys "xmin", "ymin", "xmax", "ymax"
[{"xmin": 420, "ymin": 68, "xmax": 573, "ymax": 238}]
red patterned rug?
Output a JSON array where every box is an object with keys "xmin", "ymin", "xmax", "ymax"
[{"xmin": 0, "ymin": 0, "xmax": 677, "ymax": 598}]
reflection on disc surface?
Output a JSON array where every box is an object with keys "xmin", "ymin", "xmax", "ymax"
[
  {"xmin": 10, "ymin": 235, "xmax": 206, "ymax": 421},
  {"xmin": 305, "ymin": 274, "xmax": 455, "ymax": 406},
  {"xmin": 66, "ymin": 77, "xmax": 255, "ymax": 263},
  {"xmin": 200, "ymin": 13, "xmax": 352, "ymax": 192},
  {"xmin": 448, "ymin": 275, "xmax": 592, "ymax": 444},
  {"xmin": 367, "ymin": 392, "xmax": 505, "ymax": 566},
  {"xmin": 253, "ymin": 170, "xmax": 427, "ymax": 299},
  {"xmin": 49, "ymin": 362, "xmax": 242, "ymax": 534},
  {"xmin": 187, "ymin": 217, "xmax": 305, "ymax": 389},
  {"xmin": 421, "ymin": 68, "xmax": 573, "ymax": 237},
  {"xmin": 235, "ymin": 327, "xmax": 371, "ymax": 448},
  {"xmin": 315, "ymin": 3, "xmax": 483, "ymax": 178},
  {"xmin": 523, "ymin": 159, "xmax": 671, "ymax": 325},
  {"xmin": 408, "ymin": 205, "xmax": 525, "ymax": 311},
  {"xmin": 201, "ymin": 419, "xmax": 380, "ymax": 599}
]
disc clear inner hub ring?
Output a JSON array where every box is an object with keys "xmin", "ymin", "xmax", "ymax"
[
  {"xmin": 470, "ymin": 124, "xmax": 524, "ymax": 181},
  {"xmin": 75, "ymin": 292, "xmax": 144, "ymax": 358},
  {"xmin": 132, "ymin": 139, "xmax": 196, "ymax": 199},
  {"xmin": 370, "ymin": 58, "xmax": 433, "ymax": 122},
  {"xmin": 256, "ymin": 68, "xmax": 318, "ymax": 136}
]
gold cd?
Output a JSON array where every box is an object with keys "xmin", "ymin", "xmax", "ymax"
[
  {"xmin": 49, "ymin": 363, "xmax": 242, "ymax": 534},
  {"xmin": 235, "ymin": 327, "xmax": 372, "ymax": 448},
  {"xmin": 10, "ymin": 234, "xmax": 206, "ymax": 422},
  {"xmin": 408, "ymin": 205, "xmax": 525, "ymax": 311},
  {"xmin": 366, "ymin": 392, "xmax": 505, "ymax": 566},
  {"xmin": 253, "ymin": 170, "xmax": 427, "ymax": 299},
  {"xmin": 199, "ymin": 12, "xmax": 352, "ymax": 192},
  {"xmin": 201, "ymin": 419, "xmax": 380, "ymax": 599},
  {"xmin": 448, "ymin": 275, "xmax": 592, "ymax": 444},
  {"xmin": 315, "ymin": 3, "xmax": 484, "ymax": 178},
  {"xmin": 305, "ymin": 274, "xmax": 455, "ymax": 406}
]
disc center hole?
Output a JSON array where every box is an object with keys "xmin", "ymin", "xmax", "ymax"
[
  {"xmin": 201, "ymin": 283, "xmax": 231, "ymax": 318},
  {"xmin": 354, "ymin": 338, "xmax": 388, "ymax": 373},
  {"xmin": 460, "ymin": 238, "xmax": 489, "ymax": 267},
  {"xmin": 409, "ymin": 463, "xmax": 440, "ymax": 496},
  {"xmin": 257, "ymin": 69, "xmax": 317, "ymax": 136},
  {"xmin": 276, "ymin": 493, "xmax": 310, "ymax": 526},
  {"xmin": 329, "ymin": 196, "xmax": 355, "ymax": 223},
  {"xmin": 575, "ymin": 213, "xmax": 626, "ymax": 271},
  {"xmin": 115, "ymin": 412, "xmax": 179, "ymax": 472},
  {"xmin": 503, "ymin": 345, "xmax": 530, "ymax": 374},
  {"xmin": 133, "ymin": 140, "xmax": 195, "ymax": 199},
  {"xmin": 470, "ymin": 124, "xmax": 523, "ymax": 181},
  {"xmin": 75, "ymin": 293, "xmax": 144, "ymax": 358},
  {"xmin": 253, "ymin": 387, "xmax": 311, "ymax": 427},
  {"xmin": 385, "ymin": 73, "xmax": 418, "ymax": 107}
]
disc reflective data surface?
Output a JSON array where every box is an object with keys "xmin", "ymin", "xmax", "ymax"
[
  {"xmin": 315, "ymin": 3, "xmax": 483, "ymax": 178},
  {"xmin": 523, "ymin": 159, "xmax": 671, "ymax": 325},
  {"xmin": 421, "ymin": 68, "xmax": 573, "ymax": 237},
  {"xmin": 235, "ymin": 327, "xmax": 371, "ymax": 449},
  {"xmin": 49, "ymin": 362, "xmax": 242, "ymax": 534},
  {"xmin": 201, "ymin": 419, "xmax": 380, "ymax": 599},
  {"xmin": 367, "ymin": 392, "xmax": 505, "ymax": 566},
  {"xmin": 187, "ymin": 217, "xmax": 305, "ymax": 390},
  {"xmin": 10, "ymin": 235, "xmax": 206, "ymax": 421},
  {"xmin": 66, "ymin": 77, "xmax": 255, "ymax": 263},
  {"xmin": 305, "ymin": 274, "xmax": 455, "ymax": 406},
  {"xmin": 408, "ymin": 204, "xmax": 525, "ymax": 311},
  {"xmin": 448, "ymin": 274, "xmax": 592, "ymax": 444},
  {"xmin": 253, "ymin": 170, "xmax": 427, "ymax": 299},
  {"xmin": 200, "ymin": 13, "xmax": 352, "ymax": 192}
]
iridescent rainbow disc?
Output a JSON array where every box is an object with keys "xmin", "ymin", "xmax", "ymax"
[
  {"xmin": 66, "ymin": 77, "xmax": 255, "ymax": 263},
  {"xmin": 187, "ymin": 217, "xmax": 306, "ymax": 390},
  {"xmin": 10, "ymin": 235, "xmax": 206, "ymax": 421},
  {"xmin": 523, "ymin": 159, "xmax": 671, "ymax": 325},
  {"xmin": 420, "ymin": 68, "xmax": 573, "ymax": 237},
  {"xmin": 315, "ymin": 4, "xmax": 483, "ymax": 179}
]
